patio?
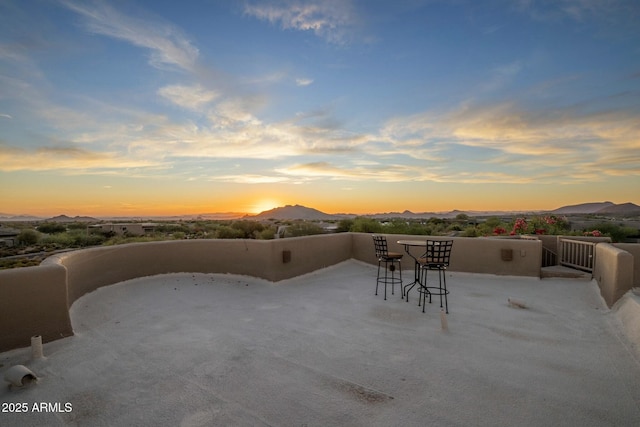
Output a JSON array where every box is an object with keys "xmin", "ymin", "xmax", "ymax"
[{"xmin": 2, "ymin": 260, "xmax": 639, "ymax": 426}]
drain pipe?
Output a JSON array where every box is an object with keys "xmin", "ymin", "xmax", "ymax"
[{"xmin": 3, "ymin": 365, "xmax": 38, "ymax": 388}]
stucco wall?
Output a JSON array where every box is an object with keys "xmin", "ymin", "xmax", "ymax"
[
  {"xmin": 1, "ymin": 233, "xmax": 634, "ymax": 352},
  {"xmin": 351, "ymin": 234, "xmax": 542, "ymax": 277},
  {"xmin": 51, "ymin": 234, "xmax": 353, "ymax": 305},
  {"xmin": 0, "ymin": 263, "xmax": 72, "ymax": 351},
  {"xmin": 265, "ymin": 233, "xmax": 352, "ymax": 281},
  {"xmin": 614, "ymin": 243, "xmax": 640, "ymax": 289},
  {"xmin": 594, "ymin": 243, "xmax": 634, "ymax": 307}
]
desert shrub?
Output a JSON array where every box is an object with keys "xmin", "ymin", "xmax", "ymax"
[
  {"xmin": 284, "ymin": 222, "xmax": 324, "ymax": 237},
  {"xmin": 0, "ymin": 258, "xmax": 42, "ymax": 270},
  {"xmin": 41, "ymin": 233, "xmax": 74, "ymax": 247},
  {"xmin": 586, "ymin": 223, "xmax": 637, "ymax": 243},
  {"xmin": 350, "ymin": 217, "xmax": 383, "ymax": 233},
  {"xmin": 67, "ymin": 222, "xmax": 91, "ymax": 230},
  {"xmin": 258, "ymin": 227, "xmax": 276, "ymax": 240},
  {"xmin": 231, "ymin": 221, "xmax": 265, "ymax": 238},
  {"xmin": 156, "ymin": 224, "xmax": 190, "ymax": 234},
  {"xmin": 17, "ymin": 229, "xmax": 39, "ymax": 246},
  {"xmin": 336, "ymin": 219, "xmax": 354, "ymax": 232},
  {"xmin": 37, "ymin": 223, "xmax": 67, "ymax": 234},
  {"xmin": 447, "ymin": 223, "xmax": 463, "ymax": 232},
  {"xmin": 216, "ymin": 226, "xmax": 245, "ymax": 239},
  {"xmin": 460, "ymin": 226, "xmax": 479, "ymax": 237}
]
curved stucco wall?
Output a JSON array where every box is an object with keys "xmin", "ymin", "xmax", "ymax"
[
  {"xmin": 54, "ymin": 233, "xmax": 354, "ymax": 305},
  {"xmin": 0, "ymin": 232, "xmax": 612, "ymax": 353},
  {"xmin": 0, "ymin": 263, "xmax": 72, "ymax": 352},
  {"xmin": 594, "ymin": 243, "xmax": 634, "ymax": 307},
  {"xmin": 0, "ymin": 234, "xmax": 353, "ymax": 352},
  {"xmin": 614, "ymin": 243, "xmax": 640, "ymax": 289}
]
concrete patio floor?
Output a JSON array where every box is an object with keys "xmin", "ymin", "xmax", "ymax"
[{"xmin": 2, "ymin": 260, "xmax": 640, "ymax": 426}]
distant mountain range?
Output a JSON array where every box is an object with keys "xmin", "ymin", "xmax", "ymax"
[
  {"xmin": 245, "ymin": 201, "xmax": 640, "ymax": 220},
  {"xmin": 46, "ymin": 215, "xmax": 98, "ymax": 222},
  {"xmin": 1, "ymin": 201, "xmax": 638, "ymax": 222},
  {"xmin": 550, "ymin": 201, "xmax": 640, "ymax": 215}
]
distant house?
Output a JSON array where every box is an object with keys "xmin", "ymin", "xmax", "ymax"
[
  {"xmin": 0, "ymin": 226, "xmax": 19, "ymax": 247},
  {"xmin": 89, "ymin": 223, "xmax": 158, "ymax": 237}
]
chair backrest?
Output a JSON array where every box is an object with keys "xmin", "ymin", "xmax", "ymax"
[
  {"xmin": 423, "ymin": 240, "xmax": 453, "ymax": 266},
  {"xmin": 372, "ymin": 235, "xmax": 389, "ymax": 258}
]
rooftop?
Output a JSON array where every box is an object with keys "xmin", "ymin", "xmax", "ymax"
[{"xmin": 2, "ymin": 260, "xmax": 640, "ymax": 426}]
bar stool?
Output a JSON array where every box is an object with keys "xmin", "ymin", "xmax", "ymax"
[
  {"xmin": 372, "ymin": 235, "xmax": 403, "ymax": 300},
  {"xmin": 418, "ymin": 240, "xmax": 453, "ymax": 313}
]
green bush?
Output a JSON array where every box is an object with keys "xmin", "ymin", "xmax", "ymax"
[
  {"xmin": 336, "ymin": 219, "xmax": 354, "ymax": 232},
  {"xmin": 216, "ymin": 226, "xmax": 245, "ymax": 239},
  {"xmin": 350, "ymin": 217, "xmax": 383, "ymax": 233},
  {"xmin": 231, "ymin": 221, "xmax": 265, "ymax": 238},
  {"xmin": 17, "ymin": 229, "xmax": 39, "ymax": 246},
  {"xmin": 284, "ymin": 222, "xmax": 324, "ymax": 237},
  {"xmin": 587, "ymin": 223, "xmax": 637, "ymax": 243},
  {"xmin": 460, "ymin": 226, "xmax": 479, "ymax": 237},
  {"xmin": 258, "ymin": 227, "xmax": 276, "ymax": 240},
  {"xmin": 37, "ymin": 223, "xmax": 67, "ymax": 234}
]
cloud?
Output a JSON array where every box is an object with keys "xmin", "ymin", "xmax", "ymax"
[
  {"xmin": 244, "ymin": 0, "xmax": 359, "ymax": 44},
  {"xmin": 295, "ymin": 78, "xmax": 314, "ymax": 86},
  {"xmin": 209, "ymin": 174, "xmax": 289, "ymax": 184},
  {"xmin": 379, "ymin": 99, "xmax": 640, "ymax": 183},
  {"xmin": 277, "ymin": 161, "xmax": 443, "ymax": 183},
  {"xmin": 158, "ymin": 84, "xmax": 219, "ymax": 111},
  {"xmin": 61, "ymin": 0, "xmax": 199, "ymax": 72},
  {"xmin": 0, "ymin": 144, "xmax": 160, "ymax": 172},
  {"xmin": 0, "ymin": 113, "xmax": 12, "ymax": 119}
]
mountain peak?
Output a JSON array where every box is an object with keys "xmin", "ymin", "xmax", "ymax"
[{"xmin": 251, "ymin": 205, "xmax": 338, "ymax": 220}]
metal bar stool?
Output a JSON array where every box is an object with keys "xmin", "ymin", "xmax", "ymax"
[
  {"xmin": 372, "ymin": 235, "xmax": 403, "ymax": 300},
  {"xmin": 418, "ymin": 240, "xmax": 453, "ymax": 313}
]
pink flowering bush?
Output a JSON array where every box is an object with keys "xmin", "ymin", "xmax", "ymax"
[
  {"xmin": 493, "ymin": 226, "xmax": 507, "ymax": 235},
  {"xmin": 509, "ymin": 215, "xmax": 570, "ymax": 235},
  {"xmin": 511, "ymin": 217, "xmax": 528, "ymax": 235},
  {"xmin": 584, "ymin": 230, "xmax": 602, "ymax": 237}
]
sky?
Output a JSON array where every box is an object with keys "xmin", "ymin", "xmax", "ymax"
[{"xmin": 1, "ymin": 0, "xmax": 639, "ymax": 217}]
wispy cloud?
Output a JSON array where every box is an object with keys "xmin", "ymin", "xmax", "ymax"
[
  {"xmin": 277, "ymin": 161, "xmax": 443, "ymax": 183},
  {"xmin": 158, "ymin": 84, "xmax": 219, "ymax": 111},
  {"xmin": 0, "ymin": 144, "xmax": 159, "ymax": 172},
  {"xmin": 60, "ymin": 0, "xmax": 199, "ymax": 72},
  {"xmin": 209, "ymin": 174, "xmax": 289, "ymax": 184},
  {"xmin": 380, "ymin": 98, "xmax": 640, "ymax": 183},
  {"xmin": 295, "ymin": 78, "xmax": 314, "ymax": 86},
  {"xmin": 244, "ymin": 0, "xmax": 359, "ymax": 44},
  {"xmin": 0, "ymin": 113, "xmax": 12, "ymax": 119}
]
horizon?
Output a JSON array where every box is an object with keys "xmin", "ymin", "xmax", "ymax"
[
  {"xmin": 1, "ymin": 1, "xmax": 639, "ymax": 217},
  {"xmin": 1, "ymin": 200, "xmax": 636, "ymax": 219}
]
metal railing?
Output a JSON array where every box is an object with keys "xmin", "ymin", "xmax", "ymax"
[{"xmin": 558, "ymin": 239, "xmax": 596, "ymax": 272}]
